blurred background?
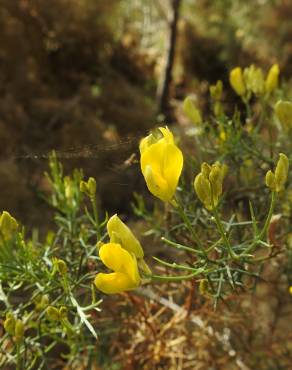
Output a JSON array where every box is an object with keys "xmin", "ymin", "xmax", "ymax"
[{"xmin": 1, "ymin": 0, "xmax": 292, "ymax": 228}]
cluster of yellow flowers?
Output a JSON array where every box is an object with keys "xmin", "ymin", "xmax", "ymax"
[
  {"xmin": 94, "ymin": 125, "xmax": 290, "ymax": 294},
  {"xmin": 229, "ymin": 64, "xmax": 279, "ymax": 98}
]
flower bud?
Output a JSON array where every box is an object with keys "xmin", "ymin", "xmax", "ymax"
[
  {"xmin": 275, "ymin": 100, "xmax": 292, "ymax": 130},
  {"xmin": 14, "ymin": 319, "xmax": 24, "ymax": 343},
  {"xmin": 35, "ymin": 295, "xmax": 50, "ymax": 311},
  {"xmin": 183, "ymin": 97, "xmax": 202, "ymax": 126},
  {"xmin": 59, "ymin": 306, "xmax": 68, "ymax": 319},
  {"xmin": 0, "ymin": 211, "xmax": 18, "ymax": 240},
  {"xmin": 265, "ymin": 64, "xmax": 279, "ymax": 94},
  {"xmin": 201, "ymin": 162, "xmax": 211, "ymax": 177},
  {"xmin": 274, "ymin": 153, "xmax": 289, "ymax": 192},
  {"xmin": 46, "ymin": 306, "xmax": 60, "ymax": 321},
  {"xmin": 265, "ymin": 170, "xmax": 276, "ymax": 191},
  {"xmin": 194, "ymin": 162, "xmax": 227, "ymax": 210},
  {"xmin": 53, "ymin": 258, "xmax": 68, "ymax": 276},
  {"xmin": 64, "ymin": 177, "xmax": 73, "ymax": 200},
  {"xmin": 88, "ymin": 177, "xmax": 97, "ymax": 196},
  {"xmin": 80, "ymin": 181, "xmax": 89, "ymax": 194},
  {"xmin": 209, "ymin": 164, "xmax": 223, "ymax": 202},
  {"xmin": 210, "ymin": 80, "xmax": 223, "ymax": 101},
  {"xmin": 4, "ymin": 313, "xmax": 16, "ymax": 335},
  {"xmin": 194, "ymin": 173, "xmax": 212, "ymax": 210},
  {"xmin": 229, "ymin": 67, "xmax": 246, "ymax": 96}
]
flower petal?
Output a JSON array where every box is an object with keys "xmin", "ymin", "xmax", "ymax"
[
  {"xmin": 99, "ymin": 243, "xmax": 140, "ymax": 285},
  {"xmin": 162, "ymin": 143, "xmax": 183, "ymax": 196},
  {"xmin": 107, "ymin": 215, "xmax": 144, "ymax": 258},
  {"xmin": 143, "ymin": 165, "xmax": 170, "ymax": 202},
  {"xmin": 94, "ymin": 272, "xmax": 137, "ymax": 294}
]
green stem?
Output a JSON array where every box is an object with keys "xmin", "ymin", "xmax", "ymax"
[
  {"xmin": 243, "ymin": 97, "xmax": 251, "ymax": 119},
  {"xmin": 243, "ymin": 191, "xmax": 276, "ymax": 256},
  {"xmin": 90, "ymin": 196, "xmax": 101, "ymax": 240},
  {"xmin": 174, "ymin": 196, "xmax": 204, "ymax": 252},
  {"xmin": 161, "ymin": 237, "xmax": 204, "ymax": 255},
  {"xmin": 147, "ymin": 270, "xmax": 201, "ymax": 282},
  {"xmin": 212, "ymin": 205, "xmax": 237, "ymax": 259},
  {"xmin": 16, "ymin": 343, "xmax": 22, "ymax": 370}
]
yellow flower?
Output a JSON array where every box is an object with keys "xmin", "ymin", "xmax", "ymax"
[
  {"xmin": 229, "ymin": 67, "xmax": 246, "ymax": 96},
  {"xmin": 0, "ymin": 211, "xmax": 18, "ymax": 240},
  {"xmin": 94, "ymin": 243, "xmax": 140, "ymax": 294},
  {"xmin": 94, "ymin": 215, "xmax": 149, "ymax": 294},
  {"xmin": 107, "ymin": 214, "xmax": 144, "ymax": 258},
  {"xmin": 140, "ymin": 127, "xmax": 183, "ymax": 202},
  {"xmin": 265, "ymin": 64, "xmax": 280, "ymax": 94}
]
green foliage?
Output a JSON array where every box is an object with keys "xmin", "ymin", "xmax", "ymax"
[{"xmin": 0, "ymin": 152, "xmax": 109, "ymax": 369}]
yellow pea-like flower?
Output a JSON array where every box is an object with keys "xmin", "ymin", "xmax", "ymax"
[
  {"xmin": 140, "ymin": 127, "xmax": 183, "ymax": 202},
  {"xmin": 94, "ymin": 243, "xmax": 140, "ymax": 294},
  {"xmin": 229, "ymin": 67, "xmax": 246, "ymax": 96},
  {"xmin": 265, "ymin": 64, "xmax": 280, "ymax": 94},
  {"xmin": 107, "ymin": 214, "xmax": 144, "ymax": 258}
]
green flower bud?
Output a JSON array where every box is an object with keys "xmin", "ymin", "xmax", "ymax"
[
  {"xmin": 265, "ymin": 170, "xmax": 276, "ymax": 191},
  {"xmin": 4, "ymin": 312, "xmax": 16, "ymax": 335},
  {"xmin": 275, "ymin": 100, "xmax": 292, "ymax": 130},
  {"xmin": 46, "ymin": 306, "xmax": 60, "ymax": 321},
  {"xmin": 210, "ymin": 80, "xmax": 223, "ymax": 101},
  {"xmin": 183, "ymin": 96, "xmax": 202, "ymax": 126},
  {"xmin": 14, "ymin": 319, "xmax": 24, "ymax": 343},
  {"xmin": 88, "ymin": 177, "xmax": 97, "ymax": 196},
  {"xmin": 201, "ymin": 162, "xmax": 211, "ymax": 177},
  {"xmin": 209, "ymin": 164, "xmax": 223, "ymax": 201},
  {"xmin": 53, "ymin": 257, "xmax": 68, "ymax": 276},
  {"xmin": 0, "ymin": 211, "xmax": 18, "ymax": 240},
  {"xmin": 64, "ymin": 177, "xmax": 73, "ymax": 200},
  {"xmin": 195, "ymin": 162, "xmax": 227, "ymax": 210},
  {"xmin": 35, "ymin": 294, "xmax": 50, "ymax": 311},
  {"xmin": 80, "ymin": 181, "xmax": 89, "ymax": 194},
  {"xmin": 59, "ymin": 306, "xmax": 68, "ymax": 319},
  {"xmin": 194, "ymin": 173, "xmax": 212, "ymax": 210},
  {"xmin": 214, "ymin": 101, "xmax": 224, "ymax": 117},
  {"xmin": 275, "ymin": 153, "xmax": 289, "ymax": 192}
]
